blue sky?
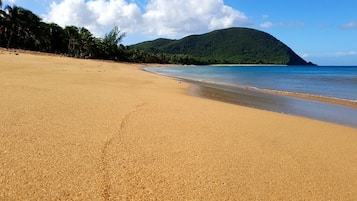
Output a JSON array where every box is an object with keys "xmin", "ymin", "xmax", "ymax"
[{"xmin": 2, "ymin": 0, "xmax": 357, "ymax": 65}]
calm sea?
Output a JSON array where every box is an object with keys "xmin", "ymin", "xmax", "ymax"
[
  {"xmin": 145, "ymin": 66, "xmax": 357, "ymax": 102},
  {"xmin": 145, "ymin": 65, "xmax": 357, "ymax": 127}
]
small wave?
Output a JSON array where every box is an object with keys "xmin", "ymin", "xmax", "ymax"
[{"xmin": 260, "ymin": 89, "xmax": 357, "ymax": 107}]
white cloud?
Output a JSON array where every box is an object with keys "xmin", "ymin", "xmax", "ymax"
[
  {"xmin": 260, "ymin": 21, "xmax": 273, "ymax": 28},
  {"xmin": 340, "ymin": 21, "xmax": 357, "ymax": 29},
  {"xmin": 260, "ymin": 21, "xmax": 304, "ymax": 29},
  {"xmin": 87, "ymin": 0, "xmax": 142, "ymax": 31},
  {"xmin": 45, "ymin": 0, "xmax": 92, "ymax": 27},
  {"xmin": 208, "ymin": 4, "xmax": 249, "ymax": 30},
  {"xmin": 308, "ymin": 51, "xmax": 357, "ymax": 58},
  {"xmin": 333, "ymin": 51, "xmax": 357, "ymax": 57},
  {"xmin": 43, "ymin": 0, "xmax": 250, "ymax": 39},
  {"xmin": 301, "ymin": 53, "xmax": 309, "ymax": 58},
  {"xmin": 3, "ymin": 0, "xmax": 17, "ymax": 4},
  {"xmin": 143, "ymin": 0, "xmax": 249, "ymax": 36},
  {"xmin": 43, "ymin": 0, "xmax": 142, "ymax": 36}
]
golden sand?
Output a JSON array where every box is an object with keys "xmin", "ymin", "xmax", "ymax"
[{"xmin": 1, "ymin": 50, "xmax": 357, "ymax": 200}]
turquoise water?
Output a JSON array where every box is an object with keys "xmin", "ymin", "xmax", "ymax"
[{"xmin": 145, "ymin": 66, "xmax": 357, "ymax": 101}]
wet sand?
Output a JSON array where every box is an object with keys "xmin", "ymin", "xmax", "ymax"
[
  {"xmin": 187, "ymin": 81, "xmax": 357, "ymax": 128},
  {"xmin": 1, "ymin": 50, "xmax": 357, "ymax": 200}
]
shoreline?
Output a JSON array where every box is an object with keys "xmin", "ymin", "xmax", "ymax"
[
  {"xmin": 185, "ymin": 78, "xmax": 357, "ymax": 108},
  {"xmin": 143, "ymin": 67, "xmax": 357, "ymax": 128},
  {"xmin": 261, "ymin": 88, "xmax": 357, "ymax": 108},
  {"xmin": 142, "ymin": 65, "xmax": 357, "ymax": 107},
  {"xmin": 209, "ymin": 64, "xmax": 288, "ymax": 66},
  {"xmin": 187, "ymin": 80, "xmax": 357, "ymax": 128}
]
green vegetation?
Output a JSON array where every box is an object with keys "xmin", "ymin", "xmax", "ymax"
[
  {"xmin": 0, "ymin": 3, "xmax": 312, "ymax": 65},
  {"xmin": 0, "ymin": 4, "xmax": 126, "ymax": 60},
  {"xmin": 131, "ymin": 27, "xmax": 312, "ymax": 65}
]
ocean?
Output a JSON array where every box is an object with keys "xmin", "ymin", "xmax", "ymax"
[
  {"xmin": 144, "ymin": 65, "xmax": 357, "ymax": 127},
  {"xmin": 145, "ymin": 66, "xmax": 357, "ymax": 101}
]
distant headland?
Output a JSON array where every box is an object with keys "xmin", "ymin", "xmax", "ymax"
[{"xmin": 130, "ymin": 27, "xmax": 316, "ymax": 66}]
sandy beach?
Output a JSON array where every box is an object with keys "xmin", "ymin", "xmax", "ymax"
[{"xmin": 1, "ymin": 50, "xmax": 357, "ymax": 200}]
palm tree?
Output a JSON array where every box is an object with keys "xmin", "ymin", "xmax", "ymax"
[
  {"xmin": 103, "ymin": 26, "xmax": 126, "ymax": 47},
  {"xmin": 78, "ymin": 27, "xmax": 94, "ymax": 57},
  {"xmin": 102, "ymin": 26, "xmax": 126, "ymax": 60},
  {"xmin": 19, "ymin": 8, "xmax": 41, "ymax": 49},
  {"xmin": 0, "ymin": 0, "xmax": 5, "ymax": 39},
  {"xmin": 47, "ymin": 23, "xmax": 67, "ymax": 53},
  {"xmin": 3, "ymin": 5, "xmax": 41, "ymax": 49},
  {"xmin": 64, "ymin": 26, "xmax": 80, "ymax": 56},
  {"xmin": 4, "ymin": 5, "xmax": 21, "ymax": 48}
]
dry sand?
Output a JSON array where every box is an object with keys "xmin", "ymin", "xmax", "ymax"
[{"xmin": 1, "ymin": 49, "xmax": 357, "ymax": 200}]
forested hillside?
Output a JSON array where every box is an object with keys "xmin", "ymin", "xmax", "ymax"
[{"xmin": 131, "ymin": 27, "xmax": 311, "ymax": 65}]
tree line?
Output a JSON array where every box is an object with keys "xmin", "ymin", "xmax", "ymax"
[{"xmin": 0, "ymin": 2, "xmax": 203, "ymax": 64}]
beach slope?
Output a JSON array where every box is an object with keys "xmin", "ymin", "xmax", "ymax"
[{"xmin": 1, "ymin": 50, "xmax": 357, "ymax": 200}]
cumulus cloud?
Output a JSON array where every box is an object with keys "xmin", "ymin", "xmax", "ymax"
[
  {"xmin": 143, "ymin": 0, "xmax": 249, "ymax": 36},
  {"xmin": 43, "ymin": 0, "xmax": 142, "ymax": 36},
  {"xmin": 43, "ymin": 0, "xmax": 250, "ymax": 38},
  {"xmin": 340, "ymin": 21, "xmax": 357, "ymax": 29},
  {"xmin": 45, "ymin": 0, "xmax": 92, "ymax": 27},
  {"xmin": 87, "ymin": 0, "xmax": 142, "ymax": 31}
]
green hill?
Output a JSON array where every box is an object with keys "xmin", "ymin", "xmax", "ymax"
[{"xmin": 130, "ymin": 27, "xmax": 312, "ymax": 65}]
